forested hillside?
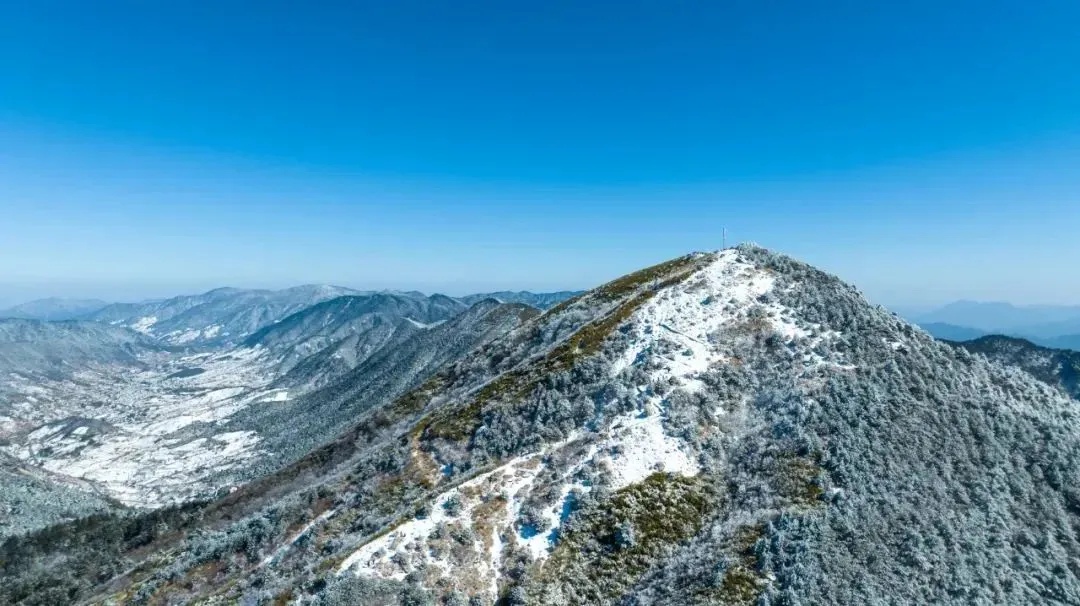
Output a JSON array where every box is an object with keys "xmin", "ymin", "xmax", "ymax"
[
  {"xmin": 4, "ymin": 246, "xmax": 1078, "ymax": 605},
  {"xmin": 948, "ymin": 334, "xmax": 1080, "ymax": 400}
]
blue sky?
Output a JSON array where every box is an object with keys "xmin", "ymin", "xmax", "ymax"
[{"xmin": 1, "ymin": 1, "xmax": 1078, "ymax": 306}]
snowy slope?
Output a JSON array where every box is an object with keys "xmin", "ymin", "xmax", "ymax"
[
  {"xmin": 228, "ymin": 299, "xmax": 542, "ymax": 476},
  {"xmin": 7, "ymin": 246, "xmax": 1080, "ymax": 606},
  {"xmin": 0, "ymin": 453, "xmax": 119, "ymax": 538},
  {"xmin": 333, "ymin": 250, "xmax": 845, "ymax": 598},
  {"xmin": 327, "ymin": 248, "xmax": 1080, "ymax": 604},
  {"xmin": 243, "ymin": 292, "xmax": 466, "ymax": 390},
  {"xmin": 0, "ymin": 318, "xmax": 159, "ymax": 381}
]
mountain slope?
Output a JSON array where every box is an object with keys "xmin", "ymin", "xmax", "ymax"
[
  {"xmin": 244, "ymin": 293, "xmax": 466, "ymax": 388},
  {"xmin": 87, "ymin": 285, "xmax": 361, "ymax": 346},
  {"xmin": 4, "ymin": 247, "xmax": 1080, "ymax": 606},
  {"xmin": 0, "ymin": 319, "xmax": 159, "ymax": 383},
  {"xmin": 0, "ymin": 294, "xmax": 477, "ymax": 516},
  {"xmin": 227, "ymin": 299, "xmax": 541, "ymax": 475},
  {"xmin": 947, "ymin": 334, "xmax": 1080, "ymax": 400},
  {"xmin": 0, "ymin": 298, "xmax": 110, "ymax": 321},
  {"xmin": 0, "ymin": 319, "xmax": 144, "ymax": 536},
  {"xmin": 0, "ymin": 454, "xmax": 120, "ymax": 538}
]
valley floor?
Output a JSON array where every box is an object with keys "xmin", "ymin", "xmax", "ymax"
[{"xmin": 1, "ymin": 346, "xmax": 288, "ymax": 508}]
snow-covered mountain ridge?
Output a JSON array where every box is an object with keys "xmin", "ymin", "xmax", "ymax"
[
  {"xmin": 4, "ymin": 246, "xmax": 1080, "ymax": 606},
  {"xmin": 333, "ymin": 248, "xmax": 851, "ymax": 600},
  {"xmin": 77, "ymin": 287, "xmax": 577, "ymax": 348},
  {"xmin": 86, "ymin": 285, "xmax": 365, "ymax": 347}
]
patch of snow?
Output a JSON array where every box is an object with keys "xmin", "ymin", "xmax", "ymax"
[
  {"xmin": 340, "ymin": 453, "xmax": 549, "ymax": 598},
  {"xmin": 519, "ymin": 483, "xmax": 575, "ymax": 560},
  {"xmin": 594, "ymin": 407, "xmax": 699, "ymax": 489},
  {"xmin": 260, "ymin": 389, "xmax": 289, "ymax": 403},
  {"xmin": 3, "ymin": 347, "xmax": 278, "ymax": 507},
  {"xmin": 165, "ymin": 328, "xmax": 203, "ymax": 345},
  {"xmin": 340, "ymin": 398, "xmax": 704, "ymax": 598},
  {"xmin": 130, "ymin": 316, "xmax": 158, "ymax": 334},
  {"xmin": 611, "ymin": 250, "xmax": 841, "ymax": 400}
]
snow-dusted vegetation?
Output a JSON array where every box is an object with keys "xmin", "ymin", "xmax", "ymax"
[
  {"xmin": 948, "ymin": 334, "xmax": 1080, "ymax": 401},
  {"xmin": 0, "ymin": 294, "xmax": 540, "ymax": 535},
  {"xmin": 0, "ymin": 454, "xmax": 119, "ymax": 538},
  {"xmin": 2, "ymin": 248, "xmax": 1079, "ymax": 605}
]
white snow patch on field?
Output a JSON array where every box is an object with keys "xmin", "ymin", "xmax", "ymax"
[
  {"xmin": 260, "ymin": 389, "xmax": 289, "ymax": 403},
  {"xmin": 131, "ymin": 316, "xmax": 158, "ymax": 334},
  {"xmin": 165, "ymin": 328, "xmax": 202, "ymax": 344},
  {"xmin": 3, "ymin": 346, "xmax": 279, "ymax": 507}
]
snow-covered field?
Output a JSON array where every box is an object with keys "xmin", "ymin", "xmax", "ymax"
[{"xmin": 1, "ymin": 346, "xmax": 287, "ymax": 507}]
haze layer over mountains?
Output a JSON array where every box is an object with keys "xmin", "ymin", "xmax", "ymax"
[{"xmin": 909, "ymin": 301, "xmax": 1080, "ymax": 350}]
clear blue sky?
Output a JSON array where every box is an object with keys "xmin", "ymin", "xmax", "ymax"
[{"xmin": 2, "ymin": 1, "xmax": 1079, "ymax": 306}]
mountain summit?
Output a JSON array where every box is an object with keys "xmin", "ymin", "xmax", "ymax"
[{"xmin": 4, "ymin": 246, "xmax": 1079, "ymax": 606}]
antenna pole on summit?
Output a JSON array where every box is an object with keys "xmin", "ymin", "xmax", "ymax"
[{"xmin": 723, "ymin": 228, "xmax": 727, "ymax": 249}]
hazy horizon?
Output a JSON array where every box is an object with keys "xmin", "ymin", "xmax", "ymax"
[
  {"xmin": 3, "ymin": 272, "xmax": 1080, "ymax": 313},
  {"xmin": 4, "ymin": 3, "xmax": 1079, "ymax": 308}
]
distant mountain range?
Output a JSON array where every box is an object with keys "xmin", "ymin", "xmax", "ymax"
[
  {"xmin": 904, "ymin": 300, "xmax": 1080, "ymax": 351},
  {"xmin": 232, "ymin": 298, "xmax": 543, "ymax": 474},
  {"xmin": 84, "ymin": 285, "xmax": 365, "ymax": 346},
  {"xmin": 914, "ymin": 322, "xmax": 989, "ymax": 342},
  {"xmin": 244, "ymin": 292, "xmax": 469, "ymax": 391},
  {"xmin": 0, "ymin": 288, "xmax": 580, "ymax": 349},
  {"xmin": 0, "ymin": 298, "xmax": 109, "ymax": 321},
  {"xmin": 913, "ymin": 300, "xmax": 1080, "ymax": 332}
]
